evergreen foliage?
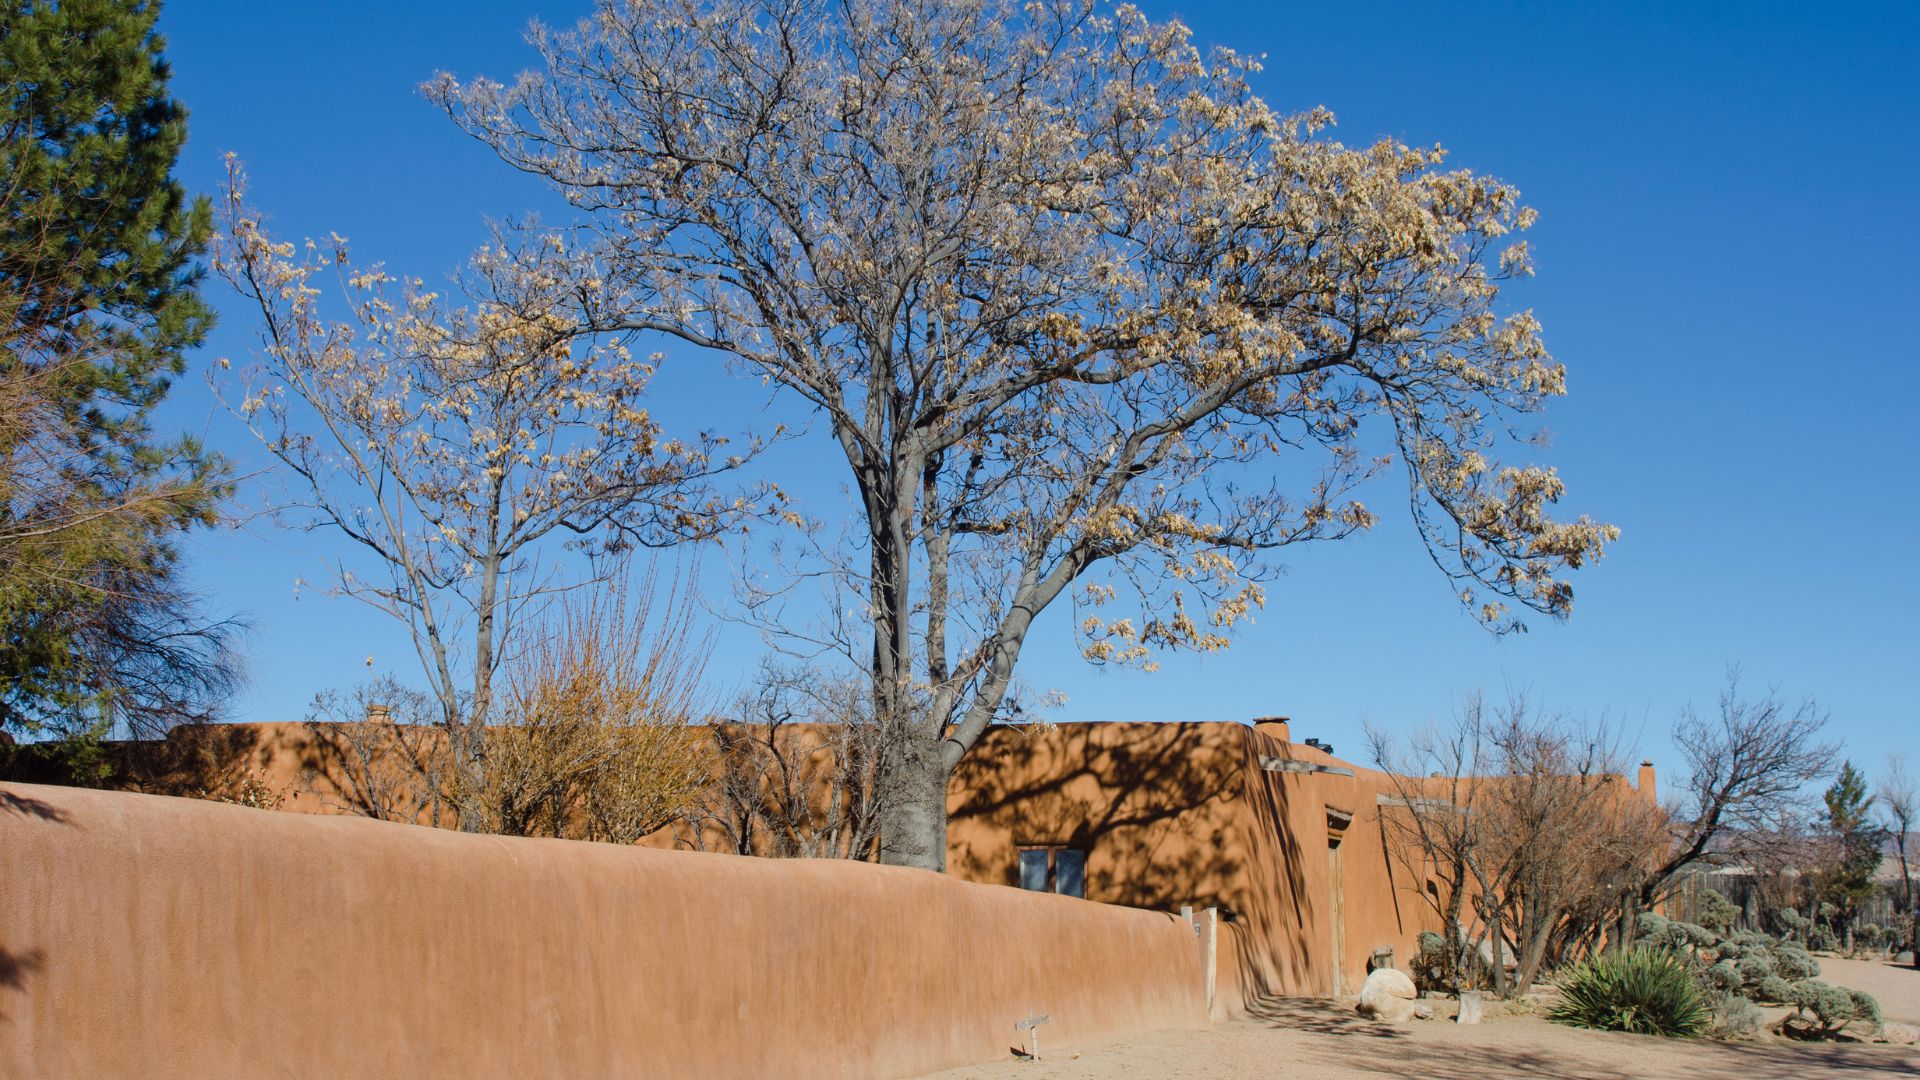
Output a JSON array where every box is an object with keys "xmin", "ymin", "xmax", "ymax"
[
  {"xmin": 0, "ymin": 0, "xmax": 235, "ymax": 756},
  {"xmin": 1817, "ymin": 762, "xmax": 1885, "ymax": 933}
]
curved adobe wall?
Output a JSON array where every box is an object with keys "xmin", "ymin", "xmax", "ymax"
[{"xmin": 0, "ymin": 783, "xmax": 1206, "ymax": 1079}]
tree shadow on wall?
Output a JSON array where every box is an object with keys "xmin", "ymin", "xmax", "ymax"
[
  {"xmin": 106, "ymin": 722, "xmax": 271, "ymax": 800},
  {"xmin": 0, "ymin": 946, "xmax": 44, "ymax": 1023},
  {"xmin": 951, "ymin": 723, "xmax": 1245, "ymax": 902},
  {"xmin": 0, "ymin": 790, "xmax": 68, "ymax": 823},
  {"xmin": 1233, "ymin": 738, "xmax": 1318, "ymax": 1000},
  {"xmin": 949, "ymin": 722, "xmax": 1320, "ymax": 1004}
]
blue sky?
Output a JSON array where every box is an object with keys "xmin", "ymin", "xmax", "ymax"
[{"xmin": 152, "ymin": 1, "xmax": 1917, "ymax": 789}]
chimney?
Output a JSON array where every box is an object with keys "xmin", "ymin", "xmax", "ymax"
[
  {"xmin": 365, "ymin": 703, "xmax": 393, "ymax": 724},
  {"xmin": 1252, "ymin": 716, "xmax": 1290, "ymax": 744},
  {"xmin": 1637, "ymin": 760, "xmax": 1657, "ymax": 804}
]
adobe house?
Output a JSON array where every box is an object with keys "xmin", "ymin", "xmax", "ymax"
[{"xmin": 947, "ymin": 719, "xmax": 1435, "ymax": 1012}]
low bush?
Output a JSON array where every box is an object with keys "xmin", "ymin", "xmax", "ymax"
[
  {"xmin": 1850, "ymin": 989, "xmax": 1882, "ymax": 1028},
  {"xmin": 1755, "ymin": 974, "xmax": 1794, "ymax": 1005},
  {"xmin": 1548, "ymin": 949, "xmax": 1710, "ymax": 1038},
  {"xmin": 1734, "ymin": 952, "xmax": 1773, "ymax": 986},
  {"xmin": 1776, "ymin": 980, "xmax": 1881, "ymax": 1036},
  {"xmin": 1772, "ymin": 908, "xmax": 1811, "ymax": 941},
  {"xmin": 1708, "ymin": 993, "xmax": 1763, "ymax": 1039},
  {"xmin": 1704, "ymin": 960, "xmax": 1741, "ymax": 993},
  {"xmin": 1772, "ymin": 944, "xmax": 1819, "ymax": 980},
  {"xmin": 1411, "ymin": 931, "xmax": 1450, "ymax": 994},
  {"xmin": 1695, "ymin": 888, "xmax": 1741, "ymax": 935}
]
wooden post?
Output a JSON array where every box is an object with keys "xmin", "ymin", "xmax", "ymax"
[
  {"xmin": 1014, "ymin": 1012, "xmax": 1051, "ymax": 1060},
  {"xmin": 1204, "ymin": 906, "xmax": 1219, "ymax": 1019}
]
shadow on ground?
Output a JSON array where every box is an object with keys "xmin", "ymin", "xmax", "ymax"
[{"xmin": 1246, "ymin": 998, "xmax": 1915, "ymax": 1080}]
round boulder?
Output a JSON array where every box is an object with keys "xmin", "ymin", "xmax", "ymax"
[{"xmin": 1356, "ymin": 967, "xmax": 1418, "ymax": 1021}]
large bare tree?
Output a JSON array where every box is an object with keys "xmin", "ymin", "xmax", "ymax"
[{"xmin": 432, "ymin": 0, "xmax": 1616, "ymax": 867}]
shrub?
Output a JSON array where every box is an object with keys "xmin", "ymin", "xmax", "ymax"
[
  {"xmin": 1734, "ymin": 953, "xmax": 1774, "ymax": 989},
  {"xmin": 1778, "ymin": 980, "xmax": 1882, "ymax": 1037},
  {"xmin": 1696, "ymin": 888, "xmax": 1741, "ymax": 935},
  {"xmin": 1704, "ymin": 960, "xmax": 1741, "ymax": 993},
  {"xmin": 1638, "ymin": 912, "xmax": 1716, "ymax": 953},
  {"xmin": 1708, "ymin": 993, "xmax": 1763, "ymax": 1039},
  {"xmin": 1756, "ymin": 974, "xmax": 1794, "ymax": 1004},
  {"xmin": 1808, "ymin": 924, "xmax": 1838, "ymax": 952},
  {"xmin": 1849, "ymin": 989, "xmax": 1882, "ymax": 1029},
  {"xmin": 1805, "ymin": 982, "xmax": 1855, "ymax": 1032},
  {"xmin": 1773, "ymin": 908, "xmax": 1811, "ymax": 940},
  {"xmin": 1548, "ymin": 949, "xmax": 1710, "ymax": 1038},
  {"xmin": 1411, "ymin": 931, "xmax": 1451, "ymax": 994},
  {"xmin": 1773, "ymin": 945, "xmax": 1820, "ymax": 980}
]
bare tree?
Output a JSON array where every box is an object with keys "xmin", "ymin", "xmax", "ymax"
[
  {"xmin": 1374, "ymin": 694, "xmax": 1663, "ymax": 998},
  {"xmin": 688, "ymin": 661, "xmax": 906, "ymax": 860},
  {"xmin": 1369, "ymin": 708, "xmax": 1489, "ymax": 993},
  {"xmin": 302, "ymin": 676, "xmax": 453, "ymax": 825},
  {"xmin": 215, "ymin": 161, "xmax": 766, "ymax": 820},
  {"xmin": 1878, "ymin": 754, "xmax": 1915, "ymax": 965},
  {"xmin": 1627, "ymin": 669, "xmax": 1835, "ymax": 930},
  {"xmin": 1472, "ymin": 701, "xmax": 1659, "ymax": 997},
  {"xmin": 433, "ymin": 0, "xmax": 1616, "ymax": 867}
]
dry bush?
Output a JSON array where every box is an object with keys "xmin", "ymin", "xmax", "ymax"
[{"xmin": 452, "ymin": 567, "xmax": 715, "ymax": 843}]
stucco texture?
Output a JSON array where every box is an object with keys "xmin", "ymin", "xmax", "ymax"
[
  {"xmin": 0, "ymin": 782, "xmax": 1207, "ymax": 1079},
  {"xmin": 948, "ymin": 722, "xmax": 1441, "ymax": 1012}
]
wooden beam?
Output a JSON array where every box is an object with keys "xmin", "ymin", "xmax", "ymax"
[
  {"xmin": 1376, "ymin": 793, "xmax": 1471, "ymax": 814},
  {"xmin": 1259, "ymin": 755, "xmax": 1354, "ymax": 777}
]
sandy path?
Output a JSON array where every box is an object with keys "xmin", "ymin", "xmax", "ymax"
[{"xmin": 916, "ymin": 998, "xmax": 1920, "ymax": 1080}]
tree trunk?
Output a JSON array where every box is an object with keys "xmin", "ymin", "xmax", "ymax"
[
  {"xmin": 1618, "ymin": 892, "xmax": 1640, "ymax": 955},
  {"xmin": 1487, "ymin": 905, "xmax": 1508, "ymax": 997},
  {"xmin": 877, "ymin": 736, "xmax": 948, "ymax": 871}
]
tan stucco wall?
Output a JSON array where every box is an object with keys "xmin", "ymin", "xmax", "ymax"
[
  {"xmin": 0, "ymin": 782, "xmax": 1207, "ymax": 1079},
  {"xmin": 89, "ymin": 718, "xmax": 1656, "ymax": 1017},
  {"xmin": 948, "ymin": 722, "xmax": 1438, "ymax": 1011}
]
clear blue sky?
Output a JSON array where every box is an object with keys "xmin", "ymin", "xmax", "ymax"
[{"xmin": 152, "ymin": 1, "xmax": 1917, "ymax": 788}]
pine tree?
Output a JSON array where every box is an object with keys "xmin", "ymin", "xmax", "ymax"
[
  {"xmin": 0, "ymin": 0, "xmax": 236, "ymax": 759},
  {"xmin": 1818, "ymin": 761, "xmax": 1884, "ymax": 946}
]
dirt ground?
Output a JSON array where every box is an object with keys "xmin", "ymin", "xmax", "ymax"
[{"xmin": 919, "ymin": 961, "xmax": 1920, "ymax": 1080}]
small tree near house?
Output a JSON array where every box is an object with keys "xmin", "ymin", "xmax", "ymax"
[
  {"xmin": 215, "ymin": 161, "xmax": 770, "ymax": 827},
  {"xmin": 1879, "ymin": 754, "xmax": 1917, "ymax": 966}
]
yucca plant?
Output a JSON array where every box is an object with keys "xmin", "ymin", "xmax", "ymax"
[{"xmin": 1547, "ymin": 949, "xmax": 1710, "ymax": 1037}]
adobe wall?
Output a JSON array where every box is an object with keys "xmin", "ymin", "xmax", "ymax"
[
  {"xmin": 948, "ymin": 723, "xmax": 1440, "ymax": 1012},
  {"xmin": 0, "ymin": 782, "xmax": 1207, "ymax": 1079}
]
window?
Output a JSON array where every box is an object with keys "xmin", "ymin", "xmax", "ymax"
[{"xmin": 1017, "ymin": 846, "xmax": 1086, "ymax": 898}]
